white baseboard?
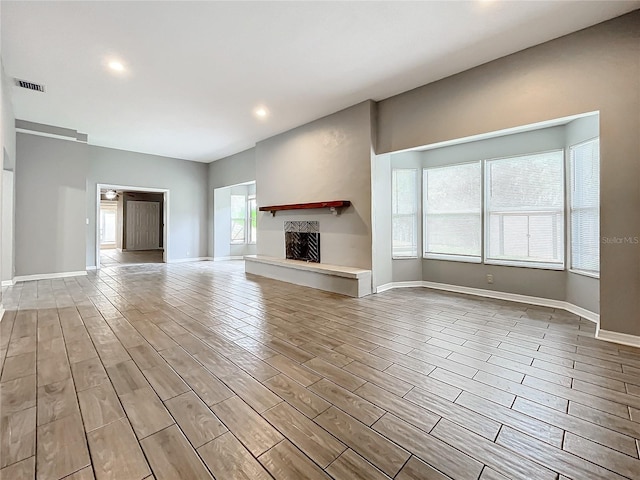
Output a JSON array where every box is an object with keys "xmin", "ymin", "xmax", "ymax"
[
  {"xmin": 213, "ymin": 256, "xmax": 244, "ymax": 261},
  {"xmin": 0, "ymin": 305, "xmax": 5, "ymax": 323},
  {"xmin": 13, "ymin": 270, "xmax": 88, "ymax": 283},
  {"xmin": 376, "ymin": 280, "xmax": 600, "ymax": 324},
  {"xmin": 1, "ymin": 279, "xmax": 15, "ymax": 287},
  {"xmin": 595, "ymin": 328, "xmax": 640, "ymax": 348},
  {"xmin": 86, "ymin": 266, "xmax": 97, "ymax": 271},
  {"xmin": 376, "ymin": 281, "xmax": 423, "ymax": 293},
  {"xmin": 167, "ymin": 257, "xmax": 212, "ymax": 264}
]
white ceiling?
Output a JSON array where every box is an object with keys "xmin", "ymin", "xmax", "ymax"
[{"xmin": 2, "ymin": 1, "xmax": 638, "ymax": 163}]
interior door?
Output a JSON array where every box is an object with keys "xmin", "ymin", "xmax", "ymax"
[{"xmin": 126, "ymin": 201, "xmax": 160, "ymax": 250}]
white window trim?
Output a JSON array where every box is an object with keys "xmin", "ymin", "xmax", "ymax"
[
  {"xmin": 424, "ymin": 253, "xmax": 482, "ymax": 263},
  {"xmin": 568, "ymin": 268, "xmax": 600, "ymax": 279}
]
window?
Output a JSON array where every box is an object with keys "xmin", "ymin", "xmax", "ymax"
[
  {"xmin": 231, "ymin": 193, "xmax": 257, "ymax": 245},
  {"xmin": 570, "ymin": 139, "xmax": 599, "ymax": 275},
  {"xmin": 485, "ymin": 150, "xmax": 564, "ymax": 268},
  {"xmin": 248, "ymin": 194, "xmax": 257, "ymax": 244},
  {"xmin": 392, "ymin": 169, "xmax": 418, "ymax": 257},
  {"xmin": 424, "ymin": 162, "xmax": 481, "ymax": 261},
  {"xmin": 230, "ymin": 194, "xmax": 247, "ymax": 244}
]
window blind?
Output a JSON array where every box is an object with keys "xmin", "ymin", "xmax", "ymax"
[
  {"xmin": 570, "ymin": 139, "xmax": 600, "ymax": 274},
  {"xmin": 424, "ymin": 162, "xmax": 481, "ymax": 259},
  {"xmin": 392, "ymin": 169, "xmax": 418, "ymax": 257},
  {"xmin": 485, "ymin": 151, "xmax": 564, "ymax": 267}
]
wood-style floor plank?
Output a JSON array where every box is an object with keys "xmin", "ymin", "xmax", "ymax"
[
  {"xmin": 197, "ymin": 431, "xmax": 272, "ymax": 480},
  {"xmin": 36, "ymin": 412, "xmax": 90, "ymax": 479},
  {"xmin": 263, "ymin": 402, "xmax": 346, "ymax": 468},
  {"xmin": 258, "ymin": 440, "xmax": 332, "ymax": 480},
  {"xmin": 164, "ymin": 391, "xmax": 227, "ymax": 448},
  {"xmin": 87, "ymin": 417, "xmax": 150, "ymax": 480},
  {"xmin": 210, "ymin": 396, "xmax": 283, "ymax": 456},
  {"xmin": 263, "ymin": 374, "xmax": 330, "ymax": 418},
  {"xmin": 372, "ymin": 413, "xmax": 482, "ymax": 480},
  {"xmin": 3, "ymin": 261, "xmax": 640, "ymax": 480},
  {"xmin": 141, "ymin": 425, "xmax": 213, "ymax": 480},
  {"xmin": 315, "ymin": 407, "xmax": 410, "ymax": 477}
]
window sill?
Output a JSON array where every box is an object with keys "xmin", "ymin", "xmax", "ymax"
[
  {"xmin": 424, "ymin": 254, "xmax": 481, "ymax": 264},
  {"xmin": 484, "ymin": 259, "xmax": 564, "ymax": 271},
  {"xmin": 569, "ymin": 268, "xmax": 600, "ymax": 279}
]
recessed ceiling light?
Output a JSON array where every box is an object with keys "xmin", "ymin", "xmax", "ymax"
[
  {"xmin": 254, "ymin": 107, "xmax": 268, "ymax": 118},
  {"xmin": 108, "ymin": 61, "xmax": 125, "ymax": 72}
]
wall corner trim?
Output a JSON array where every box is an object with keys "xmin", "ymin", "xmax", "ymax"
[
  {"xmin": 13, "ymin": 271, "xmax": 88, "ymax": 283},
  {"xmin": 375, "ymin": 280, "xmax": 600, "ymax": 324},
  {"xmin": 0, "ymin": 305, "xmax": 5, "ymax": 323},
  {"xmin": 595, "ymin": 328, "xmax": 640, "ymax": 349}
]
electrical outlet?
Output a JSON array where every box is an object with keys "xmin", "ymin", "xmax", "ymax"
[{"xmin": 486, "ymin": 274, "xmax": 494, "ymax": 284}]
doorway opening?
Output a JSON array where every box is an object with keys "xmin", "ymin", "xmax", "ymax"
[
  {"xmin": 96, "ymin": 184, "xmax": 169, "ymax": 269},
  {"xmin": 213, "ymin": 181, "xmax": 257, "ymax": 260}
]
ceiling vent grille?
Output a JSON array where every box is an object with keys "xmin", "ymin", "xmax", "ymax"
[{"xmin": 15, "ymin": 79, "xmax": 46, "ymax": 92}]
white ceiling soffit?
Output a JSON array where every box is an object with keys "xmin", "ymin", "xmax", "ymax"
[{"xmin": 2, "ymin": 1, "xmax": 638, "ymax": 163}]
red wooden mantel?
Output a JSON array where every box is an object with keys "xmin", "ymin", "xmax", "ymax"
[{"xmin": 259, "ymin": 200, "xmax": 351, "ymax": 216}]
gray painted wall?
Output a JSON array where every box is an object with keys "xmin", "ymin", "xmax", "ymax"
[
  {"xmin": 371, "ymin": 153, "xmax": 392, "ymax": 287},
  {"xmin": 87, "ymin": 145, "xmax": 209, "ymax": 266},
  {"xmin": 377, "ymin": 12, "xmax": 639, "ymax": 335},
  {"xmin": 16, "ymin": 133, "xmax": 87, "ymax": 276},
  {"xmin": 256, "ymin": 101, "xmax": 375, "ymax": 269}
]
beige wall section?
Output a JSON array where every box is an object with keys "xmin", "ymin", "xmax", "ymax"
[
  {"xmin": 256, "ymin": 101, "xmax": 375, "ymax": 269},
  {"xmin": 377, "ymin": 12, "xmax": 639, "ymax": 336}
]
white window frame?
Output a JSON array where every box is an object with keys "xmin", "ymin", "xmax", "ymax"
[
  {"xmin": 483, "ymin": 150, "xmax": 565, "ymax": 270},
  {"xmin": 423, "ymin": 161, "xmax": 482, "ymax": 263},
  {"xmin": 248, "ymin": 194, "xmax": 257, "ymax": 245},
  {"xmin": 392, "ymin": 168, "xmax": 419, "ymax": 259},
  {"xmin": 569, "ymin": 138, "xmax": 600, "ymax": 278}
]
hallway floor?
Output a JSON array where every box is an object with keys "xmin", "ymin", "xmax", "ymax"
[
  {"xmin": 1, "ymin": 261, "xmax": 639, "ymax": 479},
  {"xmin": 99, "ymin": 248, "xmax": 164, "ymax": 267}
]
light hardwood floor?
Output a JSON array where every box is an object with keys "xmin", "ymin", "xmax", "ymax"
[{"xmin": 1, "ymin": 260, "xmax": 639, "ymax": 479}]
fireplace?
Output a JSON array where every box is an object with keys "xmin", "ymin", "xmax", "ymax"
[{"xmin": 285, "ymin": 221, "xmax": 320, "ymax": 263}]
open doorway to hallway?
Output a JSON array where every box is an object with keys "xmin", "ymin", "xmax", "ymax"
[{"xmin": 97, "ymin": 185, "xmax": 168, "ymax": 268}]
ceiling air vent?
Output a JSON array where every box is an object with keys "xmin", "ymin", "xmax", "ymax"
[{"xmin": 15, "ymin": 79, "xmax": 46, "ymax": 93}]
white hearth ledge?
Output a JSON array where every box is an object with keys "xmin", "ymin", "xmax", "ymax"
[{"xmin": 244, "ymin": 255, "xmax": 372, "ymax": 298}]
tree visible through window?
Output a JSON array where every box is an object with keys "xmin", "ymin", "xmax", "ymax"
[
  {"xmin": 230, "ymin": 194, "xmax": 247, "ymax": 244},
  {"xmin": 231, "ymin": 193, "xmax": 257, "ymax": 245}
]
